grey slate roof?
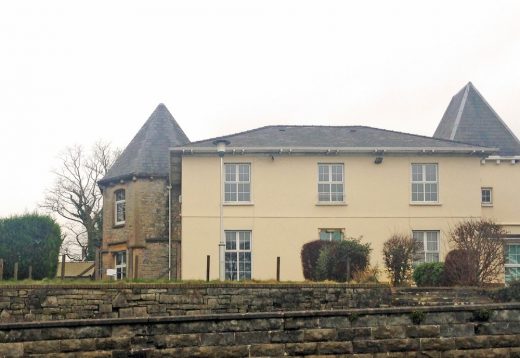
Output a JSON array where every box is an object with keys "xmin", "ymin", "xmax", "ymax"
[
  {"xmin": 434, "ymin": 82, "xmax": 520, "ymax": 156},
  {"xmin": 99, "ymin": 104, "xmax": 189, "ymax": 185},
  {"xmin": 180, "ymin": 125, "xmax": 493, "ymax": 152}
]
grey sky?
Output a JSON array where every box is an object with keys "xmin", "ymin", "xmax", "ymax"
[{"xmin": 1, "ymin": 1, "xmax": 519, "ymax": 217}]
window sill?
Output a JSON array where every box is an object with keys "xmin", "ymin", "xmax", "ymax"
[
  {"xmin": 223, "ymin": 202, "xmax": 254, "ymax": 206},
  {"xmin": 316, "ymin": 202, "xmax": 348, "ymax": 206},
  {"xmin": 481, "ymin": 203, "xmax": 494, "ymax": 207},
  {"xmin": 409, "ymin": 202, "xmax": 442, "ymax": 206},
  {"xmin": 113, "ymin": 223, "xmax": 125, "ymax": 228}
]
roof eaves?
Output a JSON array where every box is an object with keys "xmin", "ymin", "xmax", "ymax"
[{"xmin": 171, "ymin": 146, "xmax": 497, "ymax": 155}]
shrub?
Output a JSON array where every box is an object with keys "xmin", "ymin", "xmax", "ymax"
[
  {"xmin": 314, "ymin": 237, "xmax": 371, "ymax": 282},
  {"xmin": 383, "ymin": 234, "xmax": 416, "ymax": 286},
  {"xmin": 494, "ymin": 280, "xmax": 520, "ymax": 302},
  {"xmin": 443, "ymin": 249, "xmax": 478, "ymax": 286},
  {"xmin": 301, "ymin": 240, "xmax": 335, "ymax": 280},
  {"xmin": 410, "ymin": 310, "xmax": 426, "ymax": 325},
  {"xmin": 413, "ymin": 262, "xmax": 444, "ymax": 287},
  {"xmin": 0, "ymin": 214, "xmax": 62, "ymax": 279},
  {"xmin": 472, "ymin": 309, "xmax": 491, "ymax": 322},
  {"xmin": 352, "ymin": 265, "xmax": 381, "ymax": 284},
  {"xmin": 448, "ymin": 219, "xmax": 507, "ymax": 285}
]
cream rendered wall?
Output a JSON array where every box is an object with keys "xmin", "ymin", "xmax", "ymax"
[
  {"xmin": 181, "ymin": 154, "xmax": 483, "ymax": 281},
  {"xmin": 480, "ymin": 161, "xmax": 520, "ymax": 235}
]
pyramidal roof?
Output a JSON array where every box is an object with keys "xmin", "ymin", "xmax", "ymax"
[
  {"xmin": 99, "ymin": 104, "xmax": 189, "ymax": 185},
  {"xmin": 434, "ymin": 82, "xmax": 520, "ymax": 156}
]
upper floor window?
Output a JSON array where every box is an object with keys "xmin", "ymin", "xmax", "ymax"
[
  {"xmin": 319, "ymin": 228, "xmax": 344, "ymax": 241},
  {"xmin": 413, "ymin": 230, "xmax": 440, "ymax": 264},
  {"xmin": 225, "ymin": 164, "xmax": 251, "ymax": 203},
  {"xmin": 411, "ymin": 164, "xmax": 438, "ymax": 203},
  {"xmin": 318, "ymin": 163, "xmax": 344, "ymax": 202},
  {"xmin": 114, "ymin": 189, "xmax": 126, "ymax": 225},
  {"xmin": 481, "ymin": 187, "xmax": 493, "ymax": 206}
]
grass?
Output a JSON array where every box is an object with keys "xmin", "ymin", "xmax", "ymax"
[{"xmin": 0, "ymin": 278, "xmax": 387, "ymax": 286}]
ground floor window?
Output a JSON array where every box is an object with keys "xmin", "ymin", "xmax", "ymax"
[
  {"xmin": 319, "ymin": 228, "xmax": 344, "ymax": 241},
  {"xmin": 412, "ymin": 231, "xmax": 440, "ymax": 264},
  {"xmin": 505, "ymin": 243, "xmax": 520, "ymax": 283},
  {"xmin": 114, "ymin": 251, "xmax": 126, "ymax": 280},
  {"xmin": 225, "ymin": 231, "xmax": 252, "ymax": 281}
]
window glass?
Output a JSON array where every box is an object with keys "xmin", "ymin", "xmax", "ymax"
[
  {"xmin": 481, "ymin": 188, "xmax": 492, "ymax": 205},
  {"xmin": 411, "ymin": 164, "xmax": 438, "ymax": 202},
  {"xmin": 225, "ymin": 164, "xmax": 251, "ymax": 203},
  {"xmin": 114, "ymin": 189, "xmax": 126, "ymax": 224},
  {"xmin": 319, "ymin": 229, "xmax": 343, "ymax": 241},
  {"xmin": 225, "ymin": 231, "xmax": 252, "ymax": 280},
  {"xmin": 318, "ymin": 164, "xmax": 344, "ymax": 202},
  {"xmin": 413, "ymin": 231, "xmax": 440, "ymax": 264},
  {"xmin": 114, "ymin": 251, "xmax": 126, "ymax": 280}
]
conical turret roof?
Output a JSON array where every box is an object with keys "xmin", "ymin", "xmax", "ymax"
[
  {"xmin": 99, "ymin": 104, "xmax": 189, "ymax": 185},
  {"xmin": 434, "ymin": 82, "xmax": 520, "ymax": 155}
]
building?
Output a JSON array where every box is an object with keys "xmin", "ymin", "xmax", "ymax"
[{"xmin": 98, "ymin": 83, "xmax": 520, "ymax": 282}]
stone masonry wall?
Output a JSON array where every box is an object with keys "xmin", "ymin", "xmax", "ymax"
[
  {"xmin": 0, "ymin": 284, "xmax": 391, "ymax": 322},
  {"xmin": 1, "ymin": 303, "xmax": 520, "ymax": 357},
  {"xmin": 101, "ymin": 179, "xmax": 170, "ymax": 279}
]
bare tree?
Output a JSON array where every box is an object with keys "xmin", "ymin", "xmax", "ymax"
[
  {"xmin": 41, "ymin": 141, "xmax": 120, "ymax": 261},
  {"xmin": 448, "ymin": 219, "xmax": 507, "ymax": 285},
  {"xmin": 383, "ymin": 233, "xmax": 417, "ymax": 286}
]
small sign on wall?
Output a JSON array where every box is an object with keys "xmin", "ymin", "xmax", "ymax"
[{"xmin": 106, "ymin": 269, "xmax": 117, "ymax": 276}]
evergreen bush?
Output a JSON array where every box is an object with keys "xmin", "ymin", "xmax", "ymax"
[
  {"xmin": 301, "ymin": 240, "xmax": 334, "ymax": 281},
  {"xmin": 315, "ymin": 237, "xmax": 371, "ymax": 282},
  {"xmin": 413, "ymin": 262, "xmax": 444, "ymax": 287},
  {"xmin": 0, "ymin": 214, "xmax": 62, "ymax": 279}
]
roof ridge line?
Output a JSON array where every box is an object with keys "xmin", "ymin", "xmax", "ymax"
[{"xmin": 450, "ymin": 83, "xmax": 470, "ymax": 140}]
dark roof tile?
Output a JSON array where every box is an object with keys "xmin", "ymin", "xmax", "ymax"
[
  {"xmin": 99, "ymin": 104, "xmax": 189, "ymax": 185},
  {"xmin": 434, "ymin": 82, "xmax": 520, "ymax": 156}
]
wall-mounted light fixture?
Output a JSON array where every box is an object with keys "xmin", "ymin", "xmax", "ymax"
[{"xmin": 374, "ymin": 156, "xmax": 383, "ymax": 164}]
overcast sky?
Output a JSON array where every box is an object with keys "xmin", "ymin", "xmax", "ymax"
[{"xmin": 1, "ymin": 1, "xmax": 519, "ymax": 217}]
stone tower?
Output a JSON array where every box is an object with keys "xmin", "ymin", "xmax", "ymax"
[{"xmin": 98, "ymin": 104, "xmax": 189, "ymax": 279}]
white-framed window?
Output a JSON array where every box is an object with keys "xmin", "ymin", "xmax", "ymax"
[
  {"xmin": 411, "ymin": 163, "xmax": 438, "ymax": 203},
  {"xmin": 225, "ymin": 231, "xmax": 252, "ymax": 281},
  {"xmin": 319, "ymin": 228, "xmax": 344, "ymax": 241},
  {"xmin": 505, "ymin": 243, "xmax": 520, "ymax": 283},
  {"xmin": 114, "ymin": 251, "xmax": 126, "ymax": 280},
  {"xmin": 318, "ymin": 163, "xmax": 344, "ymax": 202},
  {"xmin": 481, "ymin": 187, "xmax": 493, "ymax": 205},
  {"xmin": 225, "ymin": 163, "xmax": 251, "ymax": 203},
  {"xmin": 413, "ymin": 231, "xmax": 440, "ymax": 264},
  {"xmin": 114, "ymin": 189, "xmax": 126, "ymax": 225}
]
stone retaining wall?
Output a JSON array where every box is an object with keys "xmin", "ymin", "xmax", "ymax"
[
  {"xmin": 0, "ymin": 303, "xmax": 519, "ymax": 357},
  {"xmin": 0, "ymin": 283, "xmax": 392, "ymax": 322}
]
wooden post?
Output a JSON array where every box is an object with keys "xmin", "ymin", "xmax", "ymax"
[
  {"xmin": 94, "ymin": 248, "xmax": 100, "ymax": 280},
  {"xmin": 206, "ymin": 255, "xmax": 210, "ymax": 282},
  {"xmin": 28, "ymin": 266, "xmax": 32, "ymax": 280},
  {"xmin": 60, "ymin": 254, "xmax": 66, "ymax": 280},
  {"xmin": 0, "ymin": 259, "xmax": 4, "ymax": 280},
  {"xmin": 276, "ymin": 257, "xmax": 280, "ymax": 282},
  {"xmin": 133, "ymin": 256, "xmax": 139, "ymax": 279},
  {"xmin": 13, "ymin": 262, "xmax": 18, "ymax": 281}
]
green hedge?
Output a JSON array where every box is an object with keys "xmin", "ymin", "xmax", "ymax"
[
  {"xmin": 413, "ymin": 262, "xmax": 444, "ymax": 287},
  {"xmin": 315, "ymin": 238, "xmax": 371, "ymax": 282},
  {"xmin": 0, "ymin": 214, "xmax": 61, "ymax": 279}
]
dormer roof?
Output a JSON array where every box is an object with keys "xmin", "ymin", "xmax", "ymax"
[
  {"xmin": 99, "ymin": 104, "xmax": 189, "ymax": 185},
  {"xmin": 434, "ymin": 82, "xmax": 520, "ymax": 156}
]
